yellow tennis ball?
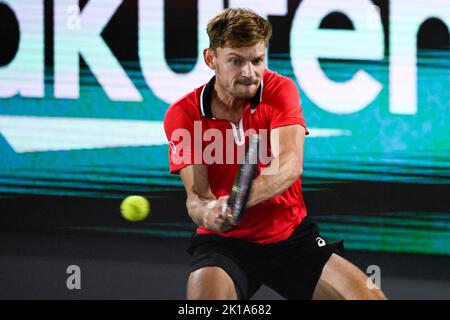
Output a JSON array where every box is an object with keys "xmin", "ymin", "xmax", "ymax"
[{"xmin": 120, "ymin": 195, "xmax": 150, "ymax": 222}]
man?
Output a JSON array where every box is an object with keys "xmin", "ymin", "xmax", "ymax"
[{"xmin": 164, "ymin": 8, "xmax": 386, "ymax": 300}]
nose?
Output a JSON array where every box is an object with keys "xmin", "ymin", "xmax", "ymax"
[{"xmin": 241, "ymin": 62, "xmax": 254, "ymax": 78}]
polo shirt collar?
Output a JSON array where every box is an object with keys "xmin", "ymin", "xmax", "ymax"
[{"xmin": 200, "ymin": 76, "xmax": 263, "ymax": 118}]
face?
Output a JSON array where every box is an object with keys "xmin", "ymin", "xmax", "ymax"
[{"xmin": 205, "ymin": 41, "xmax": 266, "ymax": 99}]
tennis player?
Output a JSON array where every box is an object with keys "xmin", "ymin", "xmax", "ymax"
[{"xmin": 164, "ymin": 8, "xmax": 386, "ymax": 300}]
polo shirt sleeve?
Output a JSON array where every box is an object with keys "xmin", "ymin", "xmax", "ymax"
[
  {"xmin": 163, "ymin": 106, "xmax": 200, "ymax": 174},
  {"xmin": 268, "ymin": 77, "xmax": 309, "ymax": 135}
]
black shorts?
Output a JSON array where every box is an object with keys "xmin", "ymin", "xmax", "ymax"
[{"xmin": 187, "ymin": 217, "xmax": 344, "ymax": 300}]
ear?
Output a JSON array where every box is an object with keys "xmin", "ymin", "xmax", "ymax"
[{"xmin": 203, "ymin": 48, "xmax": 216, "ymax": 71}]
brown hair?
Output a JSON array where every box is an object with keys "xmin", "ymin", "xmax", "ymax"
[{"xmin": 207, "ymin": 8, "xmax": 272, "ymax": 50}]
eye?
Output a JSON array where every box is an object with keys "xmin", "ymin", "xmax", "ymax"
[
  {"xmin": 252, "ymin": 59, "xmax": 263, "ymax": 66},
  {"xmin": 229, "ymin": 58, "xmax": 241, "ymax": 66}
]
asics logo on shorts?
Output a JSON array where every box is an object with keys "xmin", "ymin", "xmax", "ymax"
[{"xmin": 316, "ymin": 237, "xmax": 326, "ymax": 247}]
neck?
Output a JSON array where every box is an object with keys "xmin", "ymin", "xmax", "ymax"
[{"xmin": 213, "ymin": 81, "xmax": 246, "ymax": 113}]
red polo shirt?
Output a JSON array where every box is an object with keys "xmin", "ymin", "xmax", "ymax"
[{"xmin": 164, "ymin": 69, "xmax": 309, "ymax": 244}]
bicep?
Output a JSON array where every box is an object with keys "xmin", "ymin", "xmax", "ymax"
[{"xmin": 271, "ymin": 124, "xmax": 305, "ymax": 167}]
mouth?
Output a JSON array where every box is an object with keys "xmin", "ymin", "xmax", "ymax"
[{"xmin": 237, "ymin": 81, "xmax": 258, "ymax": 86}]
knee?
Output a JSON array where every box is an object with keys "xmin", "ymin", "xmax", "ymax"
[
  {"xmin": 187, "ymin": 267, "xmax": 238, "ymax": 300},
  {"xmin": 353, "ymin": 280, "xmax": 387, "ymax": 300},
  {"xmin": 367, "ymin": 287, "xmax": 387, "ymax": 300}
]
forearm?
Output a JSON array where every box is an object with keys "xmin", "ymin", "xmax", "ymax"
[
  {"xmin": 186, "ymin": 193, "xmax": 216, "ymax": 227},
  {"xmin": 186, "ymin": 192, "xmax": 232, "ymax": 232},
  {"xmin": 180, "ymin": 165, "xmax": 231, "ymax": 232},
  {"xmin": 246, "ymin": 153, "xmax": 302, "ymax": 208}
]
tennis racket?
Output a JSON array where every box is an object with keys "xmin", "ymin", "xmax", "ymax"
[{"xmin": 225, "ymin": 134, "xmax": 259, "ymax": 225}]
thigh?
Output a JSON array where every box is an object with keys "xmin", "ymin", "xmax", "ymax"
[
  {"xmin": 312, "ymin": 253, "xmax": 387, "ymax": 300},
  {"xmin": 259, "ymin": 220, "xmax": 345, "ymax": 300},
  {"xmin": 188, "ymin": 245, "xmax": 262, "ymax": 300},
  {"xmin": 187, "ymin": 266, "xmax": 238, "ymax": 300}
]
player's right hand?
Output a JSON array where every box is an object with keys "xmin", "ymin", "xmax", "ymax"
[{"xmin": 202, "ymin": 197, "xmax": 233, "ymax": 232}]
